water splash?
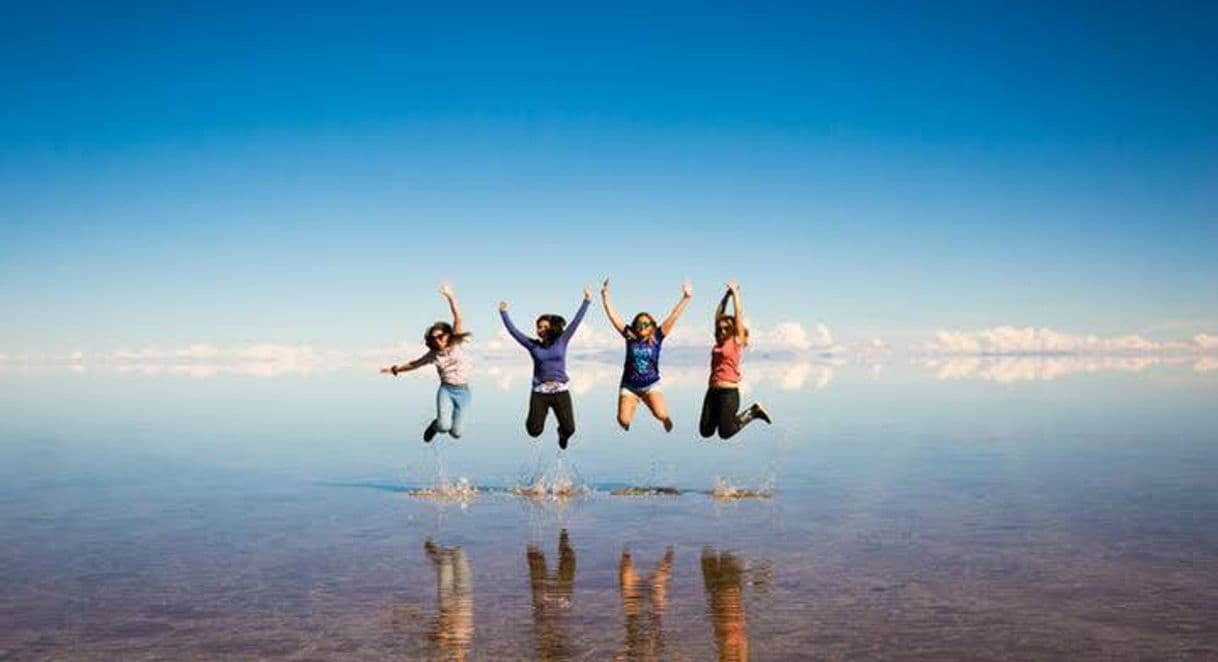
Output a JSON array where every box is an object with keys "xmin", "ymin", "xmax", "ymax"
[
  {"xmin": 710, "ymin": 475, "xmax": 774, "ymax": 500},
  {"xmin": 406, "ymin": 476, "xmax": 479, "ymax": 502},
  {"xmin": 510, "ymin": 453, "xmax": 591, "ymax": 500},
  {"xmin": 405, "ymin": 444, "xmax": 479, "ymax": 503}
]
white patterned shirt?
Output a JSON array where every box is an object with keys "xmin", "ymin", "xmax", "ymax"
[{"xmin": 426, "ymin": 344, "xmax": 471, "ymax": 385}]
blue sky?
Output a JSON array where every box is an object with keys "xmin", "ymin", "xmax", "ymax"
[{"xmin": 2, "ymin": 1, "xmax": 1216, "ymax": 353}]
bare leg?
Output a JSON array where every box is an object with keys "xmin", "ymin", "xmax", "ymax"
[
  {"xmin": 617, "ymin": 393, "xmax": 639, "ymax": 430},
  {"xmin": 640, "ymin": 391, "xmax": 674, "ymax": 432}
]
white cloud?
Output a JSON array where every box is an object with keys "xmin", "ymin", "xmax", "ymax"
[
  {"xmin": 924, "ymin": 326, "xmax": 1190, "ymax": 356},
  {"xmin": 6, "ymin": 321, "xmax": 1213, "ymax": 384},
  {"xmin": 744, "ymin": 321, "xmax": 837, "ymax": 353},
  {"xmin": 1195, "ymin": 334, "xmax": 1218, "ymax": 351}
]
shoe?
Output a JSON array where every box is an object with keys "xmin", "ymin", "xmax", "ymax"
[
  {"xmin": 751, "ymin": 403, "xmax": 772, "ymax": 425},
  {"xmin": 558, "ymin": 434, "xmax": 569, "ymax": 450},
  {"xmin": 662, "ymin": 418, "xmax": 674, "ymax": 433},
  {"xmin": 423, "ymin": 420, "xmax": 439, "ymax": 443}
]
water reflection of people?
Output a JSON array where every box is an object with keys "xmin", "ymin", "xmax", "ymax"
[
  {"xmin": 527, "ymin": 528, "xmax": 577, "ymax": 660},
  {"xmin": 425, "ymin": 539, "xmax": 474, "ymax": 661},
  {"xmin": 702, "ymin": 547, "xmax": 748, "ymax": 662},
  {"xmin": 619, "ymin": 546, "xmax": 674, "ymax": 660}
]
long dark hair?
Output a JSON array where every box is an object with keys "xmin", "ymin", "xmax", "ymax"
[
  {"xmin": 626, "ymin": 312, "xmax": 658, "ymax": 342},
  {"xmin": 536, "ymin": 314, "xmax": 567, "ymax": 348},
  {"xmin": 424, "ymin": 321, "xmax": 471, "ymax": 351}
]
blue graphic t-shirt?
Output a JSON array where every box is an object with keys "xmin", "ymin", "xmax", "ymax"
[{"xmin": 620, "ymin": 327, "xmax": 665, "ymax": 389}]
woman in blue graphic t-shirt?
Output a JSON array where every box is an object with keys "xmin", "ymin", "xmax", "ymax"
[{"xmin": 600, "ymin": 278, "xmax": 692, "ymax": 433}]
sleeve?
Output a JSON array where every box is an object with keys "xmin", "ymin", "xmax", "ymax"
[
  {"xmin": 500, "ymin": 309, "xmax": 533, "ymax": 347},
  {"xmin": 561, "ymin": 298, "xmax": 591, "ymax": 342}
]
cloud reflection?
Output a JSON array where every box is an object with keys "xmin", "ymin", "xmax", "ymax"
[{"xmin": 924, "ymin": 355, "xmax": 1170, "ymax": 383}]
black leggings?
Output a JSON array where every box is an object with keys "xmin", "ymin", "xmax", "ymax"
[
  {"xmin": 700, "ymin": 387, "xmax": 745, "ymax": 439},
  {"xmin": 527, "ymin": 391, "xmax": 576, "ymax": 441}
]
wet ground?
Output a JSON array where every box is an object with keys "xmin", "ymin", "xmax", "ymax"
[{"xmin": 1, "ymin": 363, "xmax": 1216, "ymax": 659}]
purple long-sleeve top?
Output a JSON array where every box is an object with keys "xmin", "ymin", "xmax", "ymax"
[{"xmin": 500, "ymin": 299, "xmax": 590, "ymax": 385}]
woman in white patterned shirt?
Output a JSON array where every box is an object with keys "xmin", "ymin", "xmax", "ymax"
[{"xmin": 382, "ymin": 284, "xmax": 473, "ymax": 442}]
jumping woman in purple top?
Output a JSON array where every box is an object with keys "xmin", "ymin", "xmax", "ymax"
[
  {"xmin": 499, "ymin": 287, "xmax": 593, "ymax": 449},
  {"xmin": 601, "ymin": 278, "xmax": 693, "ymax": 433}
]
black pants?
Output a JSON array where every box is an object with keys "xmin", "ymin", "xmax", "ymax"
[
  {"xmin": 527, "ymin": 391, "xmax": 576, "ymax": 441},
  {"xmin": 700, "ymin": 387, "xmax": 745, "ymax": 439}
]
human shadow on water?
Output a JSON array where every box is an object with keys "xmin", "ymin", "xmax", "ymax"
[
  {"xmin": 424, "ymin": 540, "xmax": 474, "ymax": 661},
  {"xmin": 322, "ymin": 479, "xmax": 410, "ymax": 493},
  {"xmin": 527, "ymin": 528, "xmax": 577, "ymax": 660},
  {"xmin": 702, "ymin": 547, "xmax": 749, "ymax": 662},
  {"xmin": 383, "ymin": 540, "xmax": 474, "ymax": 661},
  {"xmin": 619, "ymin": 546, "xmax": 674, "ymax": 660}
]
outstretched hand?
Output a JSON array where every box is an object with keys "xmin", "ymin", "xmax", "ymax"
[
  {"xmin": 380, "ymin": 366, "xmax": 397, "ymax": 375},
  {"xmin": 681, "ymin": 280, "xmax": 693, "ymax": 298},
  {"xmin": 439, "ymin": 282, "xmax": 455, "ymax": 299},
  {"xmin": 726, "ymin": 280, "xmax": 740, "ymax": 295},
  {"xmin": 601, "ymin": 278, "xmax": 611, "ymax": 296},
  {"xmin": 499, "ymin": 300, "xmax": 509, "ymax": 312},
  {"xmin": 583, "ymin": 286, "xmax": 593, "ymax": 301}
]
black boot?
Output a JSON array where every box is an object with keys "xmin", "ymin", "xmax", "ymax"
[
  {"xmin": 750, "ymin": 403, "xmax": 772, "ymax": 425},
  {"xmin": 558, "ymin": 432, "xmax": 570, "ymax": 450},
  {"xmin": 423, "ymin": 420, "xmax": 439, "ymax": 443}
]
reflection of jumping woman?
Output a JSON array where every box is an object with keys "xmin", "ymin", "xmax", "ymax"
[
  {"xmin": 700, "ymin": 281, "xmax": 771, "ymax": 440},
  {"xmin": 499, "ymin": 287, "xmax": 592, "ymax": 449},
  {"xmin": 381, "ymin": 284, "xmax": 473, "ymax": 442},
  {"xmin": 601, "ymin": 278, "xmax": 692, "ymax": 432}
]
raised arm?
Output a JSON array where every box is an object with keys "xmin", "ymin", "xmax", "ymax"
[
  {"xmin": 715, "ymin": 288, "xmax": 733, "ymax": 322},
  {"xmin": 561, "ymin": 288, "xmax": 593, "ymax": 342},
  {"xmin": 726, "ymin": 280, "xmax": 746, "ymax": 342},
  {"xmin": 498, "ymin": 301, "xmax": 532, "ymax": 347},
  {"xmin": 381, "ymin": 351, "xmax": 433, "ymax": 376},
  {"xmin": 600, "ymin": 279, "xmax": 627, "ymax": 336},
  {"xmin": 439, "ymin": 283, "xmax": 464, "ymax": 335},
  {"xmin": 660, "ymin": 280, "xmax": 693, "ymax": 337}
]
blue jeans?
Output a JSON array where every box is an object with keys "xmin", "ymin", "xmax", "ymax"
[{"xmin": 434, "ymin": 384, "xmax": 471, "ymax": 438}]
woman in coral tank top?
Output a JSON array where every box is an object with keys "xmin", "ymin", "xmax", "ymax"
[{"xmin": 699, "ymin": 281, "xmax": 771, "ymax": 440}]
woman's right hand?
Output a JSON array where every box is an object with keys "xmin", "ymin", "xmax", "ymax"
[
  {"xmin": 601, "ymin": 278, "xmax": 611, "ymax": 295},
  {"xmin": 499, "ymin": 301, "xmax": 509, "ymax": 312}
]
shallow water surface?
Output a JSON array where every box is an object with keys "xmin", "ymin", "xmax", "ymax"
[{"xmin": 1, "ymin": 363, "xmax": 1216, "ymax": 659}]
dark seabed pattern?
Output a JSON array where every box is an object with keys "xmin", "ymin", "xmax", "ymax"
[{"xmin": 1, "ymin": 362, "xmax": 1216, "ymax": 659}]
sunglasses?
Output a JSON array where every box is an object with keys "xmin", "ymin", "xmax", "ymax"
[
  {"xmin": 634, "ymin": 320, "xmax": 654, "ymax": 329},
  {"xmin": 430, "ymin": 332, "xmax": 448, "ymax": 340}
]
